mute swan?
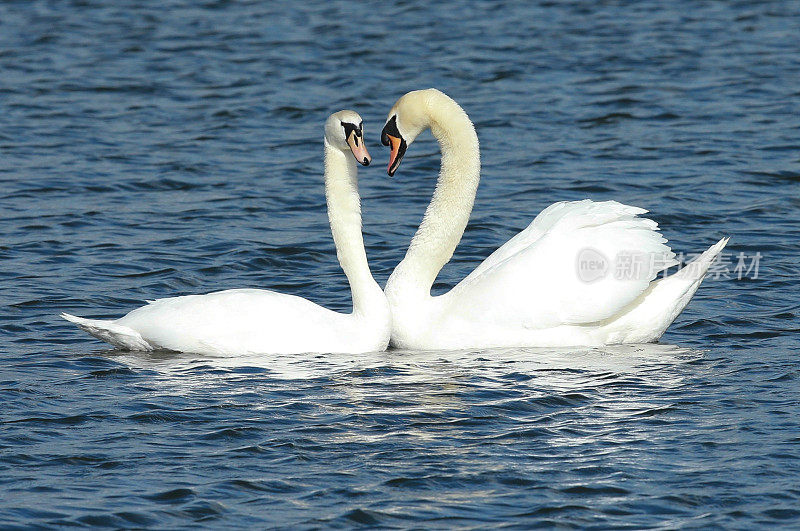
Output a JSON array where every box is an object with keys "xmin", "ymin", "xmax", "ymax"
[
  {"xmin": 63, "ymin": 111, "xmax": 391, "ymax": 355},
  {"xmin": 380, "ymin": 88, "xmax": 728, "ymax": 350}
]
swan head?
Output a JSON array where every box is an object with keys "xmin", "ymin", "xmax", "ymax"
[
  {"xmin": 381, "ymin": 88, "xmax": 444, "ymax": 176},
  {"xmin": 325, "ymin": 110, "xmax": 371, "ymax": 166}
]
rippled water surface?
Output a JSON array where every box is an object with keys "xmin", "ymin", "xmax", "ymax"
[{"xmin": 2, "ymin": 0, "xmax": 799, "ymax": 528}]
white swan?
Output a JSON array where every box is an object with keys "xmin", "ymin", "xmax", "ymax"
[
  {"xmin": 63, "ymin": 111, "xmax": 391, "ymax": 355},
  {"xmin": 380, "ymin": 88, "xmax": 728, "ymax": 350}
]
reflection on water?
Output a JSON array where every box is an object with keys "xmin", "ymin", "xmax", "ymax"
[
  {"xmin": 107, "ymin": 343, "xmax": 702, "ymax": 446},
  {"xmin": 109, "ymin": 343, "xmax": 700, "ymax": 379}
]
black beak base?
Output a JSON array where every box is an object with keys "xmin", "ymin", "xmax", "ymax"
[{"xmin": 381, "ymin": 115, "xmax": 399, "ymax": 147}]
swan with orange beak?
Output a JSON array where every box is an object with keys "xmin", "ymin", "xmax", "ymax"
[{"xmin": 378, "ymin": 88, "xmax": 728, "ymax": 351}]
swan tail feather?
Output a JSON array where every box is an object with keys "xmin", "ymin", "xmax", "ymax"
[
  {"xmin": 60, "ymin": 313, "xmax": 153, "ymax": 351},
  {"xmin": 602, "ymin": 237, "xmax": 729, "ymax": 343},
  {"xmin": 672, "ymin": 236, "xmax": 730, "ymax": 282}
]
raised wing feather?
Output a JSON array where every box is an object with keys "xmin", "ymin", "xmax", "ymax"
[{"xmin": 445, "ymin": 200, "xmax": 677, "ymax": 329}]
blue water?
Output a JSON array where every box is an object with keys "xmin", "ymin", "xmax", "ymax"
[{"xmin": 2, "ymin": 0, "xmax": 799, "ymax": 527}]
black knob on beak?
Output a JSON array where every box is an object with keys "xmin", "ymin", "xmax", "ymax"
[{"xmin": 381, "ymin": 115, "xmax": 400, "ymax": 146}]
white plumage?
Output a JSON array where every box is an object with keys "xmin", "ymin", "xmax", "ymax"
[
  {"xmin": 381, "ymin": 89, "xmax": 727, "ymax": 350},
  {"xmin": 63, "ymin": 111, "xmax": 391, "ymax": 355}
]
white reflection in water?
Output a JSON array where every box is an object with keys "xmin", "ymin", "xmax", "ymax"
[
  {"xmin": 105, "ymin": 343, "xmax": 699, "ymax": 377},
  {"xmin": 103, "ymin": 343, "xmax": 702, "ymax": 404}
]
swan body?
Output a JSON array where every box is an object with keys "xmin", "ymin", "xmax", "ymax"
[
  {"xmin": 63, "ymin": 111, "xmax": 391, "ymax": 355},
  {"xmin": 381, "ymin": 89, "xmax": 728, "ymax": 350}
]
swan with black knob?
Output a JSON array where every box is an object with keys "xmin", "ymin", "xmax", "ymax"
[{"xmin": 380, "ymin": 88, "xmax": 728, "ymax": 350}]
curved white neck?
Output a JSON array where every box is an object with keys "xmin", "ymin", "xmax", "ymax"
[
  {"xmin": 387, "ymin": 96, "xmax": 480, "ymax": 299},
  {"xmin": 323, "ymin": 140, "xmax": 384, "ymax": 316}
]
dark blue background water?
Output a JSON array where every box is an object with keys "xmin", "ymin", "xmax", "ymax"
[{"xmin": 2, "ymin": 0, "xmax": 799, "ymax": 528}]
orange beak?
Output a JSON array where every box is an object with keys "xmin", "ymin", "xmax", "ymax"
[
  {"xmin": 380, "ymin": 116, "xmax": 407, "ymax": 177},
  {"xmin": 346, "ymin": 131, "xmax": 371, "ymax": 166},
  {"xmin": 386, "ymin": 135, "xmax": 404, "ymax": 176}
]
